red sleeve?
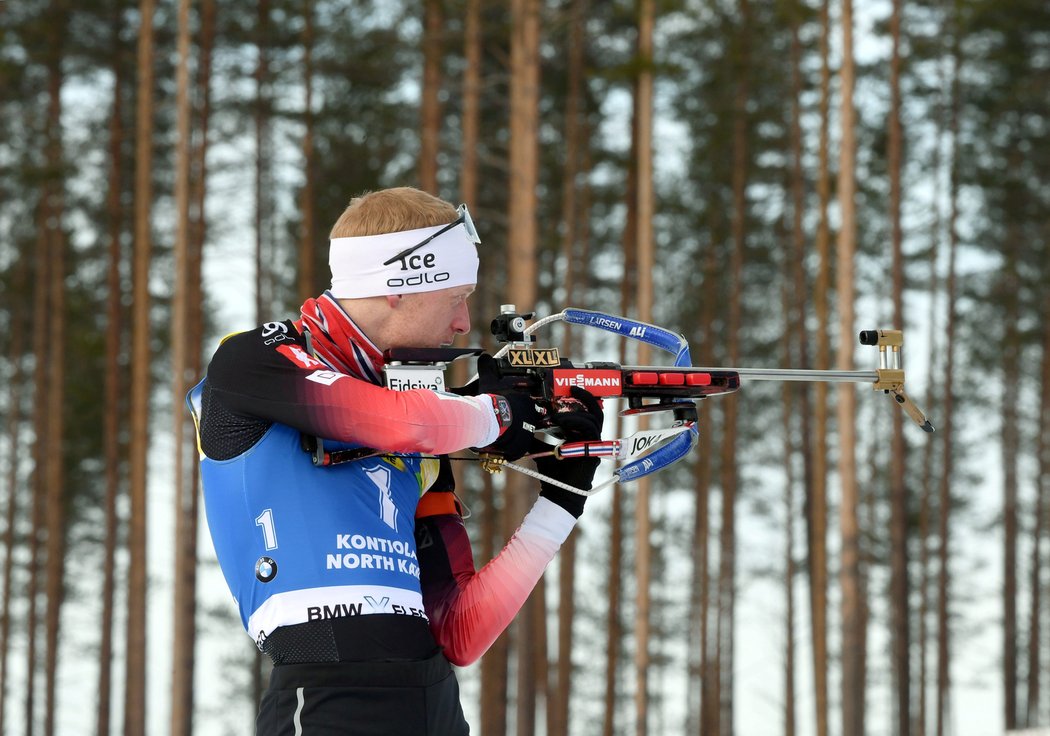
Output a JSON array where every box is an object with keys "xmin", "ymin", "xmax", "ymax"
[
  {"xmin": 415, "ymin": 498, "xmax": 576, "ymax": 666},
  {"xmin": 206, "ymin": 323, "xmax": 500, "ymax": 454}
]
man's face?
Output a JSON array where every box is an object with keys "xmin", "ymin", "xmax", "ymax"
[{"xmin": 386, "ymin": 284, "xmax": 474, "ymax": 348}]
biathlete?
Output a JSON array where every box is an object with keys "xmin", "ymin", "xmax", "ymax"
[{"xmin": 188, "ymin": 187, "xmax": 603, "ymax": 735}]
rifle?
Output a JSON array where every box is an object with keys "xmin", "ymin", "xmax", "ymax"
[{"xmin": 382, "ymin": 306, "xmax": 934, "ymax": 496}]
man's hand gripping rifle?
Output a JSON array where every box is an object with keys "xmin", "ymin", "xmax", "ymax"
[
  {"xmin": 387, "ymin": 306, "xmax": 735, "ymax": 496},
  {"xmin": 384, "ymin": 307, "xmax": 934, "ymax": 497}
]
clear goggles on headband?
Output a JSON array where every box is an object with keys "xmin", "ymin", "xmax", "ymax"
[{"xmin": 381, "ymin": 203, "xmax": 480, "ymax": 267}]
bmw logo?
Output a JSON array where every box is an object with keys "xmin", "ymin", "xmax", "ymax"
[{"xmin": 255, "ymin": 556, "xmax": 277, "ymax": 583}]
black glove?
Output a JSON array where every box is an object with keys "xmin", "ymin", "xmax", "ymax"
[
  {"xmin": 471, "ymin": 354, "xmax": 544, "ymax": 461},
  {"xmin": 535, "ymin": 386, "xmax": 604, "ymax": 518},
  {"xmin": 481, "ymin": 390, "xmax": 544, "ymax": 461}
]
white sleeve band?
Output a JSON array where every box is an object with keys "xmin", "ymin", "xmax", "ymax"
[
  {"xmin": 466, "ymin": 394, "xmax": 502, "ymax": 447},
  {"xmin": 517, "ymin": 496, "xmax": 577, "ymax": 544},
  {"xmin": 427, "ymin": 391, "xmax": 502, "ymax": 448}
]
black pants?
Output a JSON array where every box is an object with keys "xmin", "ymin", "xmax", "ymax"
[{"xmin": 255, "ymin": 649, "xmax": 470, "ymax": 736}]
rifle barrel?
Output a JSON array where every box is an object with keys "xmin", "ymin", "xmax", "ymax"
[{"xmin": 622, "ymin": 366, "xmax": 880, "ymax": 384}]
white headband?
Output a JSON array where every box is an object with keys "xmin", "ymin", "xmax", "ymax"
[{"xmin": 329, "ymin": 222, "xmax": 479, "ymax": 298}]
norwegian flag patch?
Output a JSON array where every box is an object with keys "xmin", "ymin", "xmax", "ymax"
[{"xmin": 277, "ymin": 343, "xmax": 326, "ymax": 370}]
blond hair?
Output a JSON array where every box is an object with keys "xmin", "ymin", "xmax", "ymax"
[{"xmin": 329, "ymin": 187, "xmax": 456, "ymax": 238}]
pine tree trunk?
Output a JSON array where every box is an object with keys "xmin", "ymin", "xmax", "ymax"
[
  {"xmin": 419, "ymin": 0, "xmax": 443, "ymax": 193},
  {"xmin": 477, "ymin": 183, "xmax": 508, "ymax": 733},
  {"xmin": 447, "ymin": 0, "xmax": 481, "ymax": 403},
  {"xmin": 918, "ymin": 455, "xmax": 933, "ymax": 736},
  {"xmin": 788, "ymin": 0, "xmax": 813, "ymax": 560},
  {"xmin": 935, "ymin": 210, "xmax": 956, "ymax": 736},
  {"xmin": 170, "ymin": 0, "xmax": 194, "ymax": 732},
  {"xmin": 837, "ymin": 1, "xmax": 865, "ymax": 733},
  {"xmin": 507, "ymin": 0, "xmax": 539, "ymax": 314},
  {"xmin": 460, "ymin": 0, "xmax": 480, "ymax": 209},
  {"xmin": 183, "ymin": 12, "xmax": 214, "ymax": 723},
  {"xmin": 605, "ymin": 105, "xmax": 639, "ymax": 736},
  {"xmin": 503, "ymin": 476, "xmax": 531, "ymax": 735},
  {"xmin": 718, "ymin": 3, "xmax": 749, "ymax": 733},
  {"xmin": 935, "ymin": 22, "xmax": 962, "ymax": 735},
  {"xmin": 602, "ymin": 485, "xmax": 624, "ymax": 736},
  {"xmin": 887, "ymin": 0, "xmax": 910, "ymax": 731},
  {"xmin": 780, "ymin": 298, "xmax": 797, "ymax": 736},
  {"xmin": 1029, "ymin": 294, "xmax": 1050, "ymax": 726},
  {"xmin": 1000, "ymin": 152, "xmax": 1025, "ymax": 735},
  {"xmin": 479, "ymin": 474, "xmax": 508, "ymax": 736},
  {"xmin": 687, "ymin": 411, "xmax": 713, "ymax": 735},
  {"xmin": 552, "ymin": 535, "xmax": 577, "ymax": 736},
  {"xmin": 916, "ymin": 45, "xmax": 947, "ymax": 735},
  {"xmin": 549, "ymin": 3, "xmax": 587, "ymax": 732},
  {"xmin": 298, "ymin": 0, "xmax": 316, "ymax": 302},
  {"xmin": 783, "ymin": 25, "xmax": 807, "ymax": 720},
  {"xmin": 918, "ymin": 362, "xmax": 935, "ymax": 736},
  {"xmin": 191, "ymin": 0, "xmax": 215, "ymax": 332},
  {"xmin": 517, "ymin": 558, "xmax": 540, "ymax": 736},
  {"xmin": 42, "ymin": 8, "xmax": 68, "ymax": 731},
  {"xmin": 575, "ymin": 141, "xmax": 596, "ymax": 726},
  {"xmin": 96, "ymin": 6, "xmax": 126, "ymax": 735},
  {"xmin": 125, "ymin": 0, "xmax": 157, "ymax": 732},
  {"xmin": 531, "ymin": 578, "xmax": 549, "ymax": 735},
  {"xmin": 466, "ymin": 4, "xmax": 503, "ymax": 727},
  {"xmin": 555, "ymin": 0, "xmax": 585, "ymax": 331},
  {"xmin": 633, "ymin": 2, "xmax": 655, "ymax": 734},
  {"xmin": 0, "ymin": 257, "xmax": 27, "ymax": 736},
  {"xmin": 809, "ymin": 2, "xmax": 832, "ymax": 732},
  {"xmin": 1001, "ymin": 240, "xmax": 1021, "ymax": 735},
  {"xmin": 508, "ymin": 2, "xmax": 541, "ymax": 732},
  {"xmin": 26, "ymin": 211, "xmax": 50, "ymax": 736},
  {"xmin": 254, "ymin": 0, "xmax": 270, "ymax": 324},
  {"xmin": 691, "ymin": 229, "xmax": 718, "ymax": 736}
]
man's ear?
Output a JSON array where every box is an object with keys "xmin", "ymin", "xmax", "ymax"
[{"xmin": 385, "ymin": 294, "xmax": 402, "ymax": 309}]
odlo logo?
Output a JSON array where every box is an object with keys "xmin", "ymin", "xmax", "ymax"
[
  {"xmin": 387, "ymin": 253, "xmax": 450, "ymax": 289},
  {"xmin": 262, "ymin": 321, "xmax": 290, "ymax": 345}
]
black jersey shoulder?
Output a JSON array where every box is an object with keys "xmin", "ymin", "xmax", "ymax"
[
  {"xmin": 199, "ymin": 319, "xmax": 304, "ymax": 460},
  {"xmin": 206, "ymin": 320, "xmax": 304, "ymax": 387}
]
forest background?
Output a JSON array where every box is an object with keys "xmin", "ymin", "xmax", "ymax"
[{"xmin": 0, "ymin": 0, "xmax": 1048, "ymax": 735}]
